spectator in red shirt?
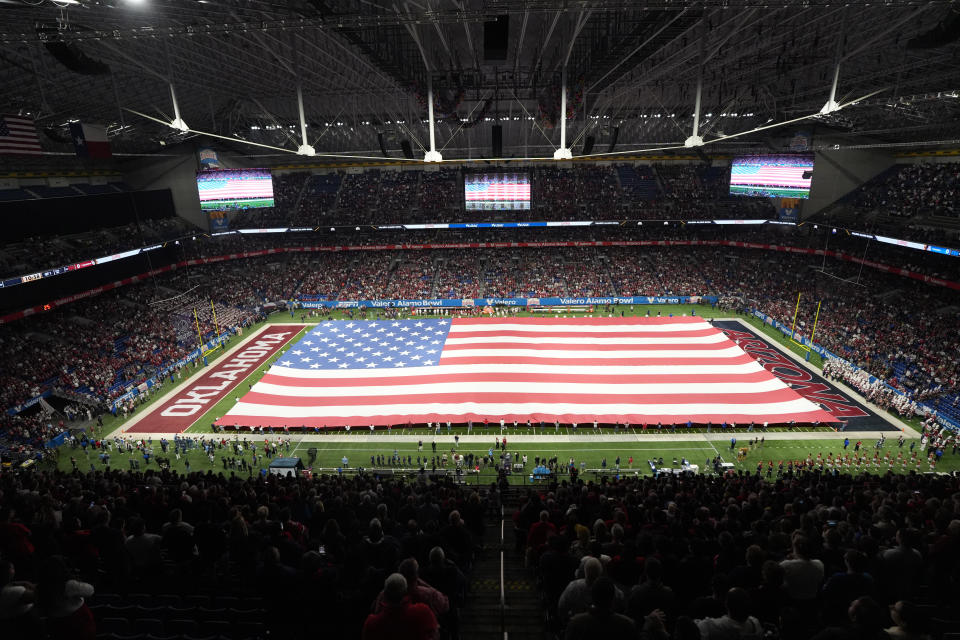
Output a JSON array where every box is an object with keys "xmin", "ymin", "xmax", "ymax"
[
  {"xmin": 362, "ymin": 573, "xmax": 438, "ymax": 640},
  {"xmin": 527, "ymin": 510, "xmax": 558, "ymax": 561},
  {"xmin": 373, "ymin": 558, "xmax": 449, "ymax": 619}
]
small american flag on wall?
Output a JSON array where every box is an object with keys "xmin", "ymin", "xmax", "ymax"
[{"xmin": 0, "ymin": 115, "xmax": 42, "ymax": 156}]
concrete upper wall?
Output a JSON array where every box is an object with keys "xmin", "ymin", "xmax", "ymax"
[
  {"xmin": 805, "ymin": 147, "xmax": 895, "ymax": 218},
  {"xmin": 122, "ymin": 146, "xmax": 261, "ymax": 230}
]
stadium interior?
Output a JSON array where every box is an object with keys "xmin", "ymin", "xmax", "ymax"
[{"xmin": 2, "ymin": 1, "xmax": 960, "ymax": 639}]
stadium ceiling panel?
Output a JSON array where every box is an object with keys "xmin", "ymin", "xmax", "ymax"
[{"xmin": 1, "ymin": 0, "xmax": 959, "ymax": 160}]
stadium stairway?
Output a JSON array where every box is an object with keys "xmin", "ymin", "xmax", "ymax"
[{"xmin": 459, "ymin": 488, "xmax": 546, "ymax": 640}]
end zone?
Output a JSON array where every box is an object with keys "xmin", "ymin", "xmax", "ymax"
[
  {"xmin": 715, "ymin": 320, "xmax": 911, "ymax": 433},
  {"xmin": 124, "ymin": 325, "xmax": 306, "ymax": 434}
]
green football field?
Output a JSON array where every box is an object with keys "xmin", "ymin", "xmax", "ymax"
[
  {"xmin": 51, "ymin": 302, "xmax": 951, "ymax": 482},
  {"xmin": 51, "ymin": 431, "xmax": 956, "ymax": 483}
]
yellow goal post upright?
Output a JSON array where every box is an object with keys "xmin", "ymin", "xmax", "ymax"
[
  {"xmin": 209, "ymin": 299, "xmax": 223, "ymax": 352},
  {"xmin": 789, "ymin": 292, "xmax": 822, "ymax": 355}
]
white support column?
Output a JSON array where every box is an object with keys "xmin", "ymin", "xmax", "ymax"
[
  {"xmin": 296, "ymin": 84, "xmax": 316, "ymax": 156},
  {"xmin": 424, "ymin": 74, "xmax": 442, "ymax": 162},
  {"xmin": 820, "ymin": 64, "xmax": 842, "ymax": 114},
  {"xmin": 685, "ymin": 71, "xmax": 705, "ymax": 148},
  {"xmin": 553, "ymin": 66, "xmax": 572, "ymax": 160},
  {"xmin": 169, "ymin": 83, "xmax": 188, "ymax": 131}
]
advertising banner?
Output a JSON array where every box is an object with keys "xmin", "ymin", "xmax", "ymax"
[{"xmin": 297, "ymin": 295, "xmax": 718, "ymax": 309}]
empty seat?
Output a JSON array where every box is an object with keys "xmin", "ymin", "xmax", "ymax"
[
  {"xmin": 228, "ymin": 608, "xmax": 262, "ymax": 624},
  {"xmin": 200, "ymin": 620, "xmax": 231, "ymax": 636},
  {"xmin": 152, "ymin": 595, "xmax": 182, "ymax": 608},
  {"xmin": 98, "ymin": 618, "xmax": 132, "ymax": 635},
  {"xmin": 214, "ymin": 596, "xmax": 240, "ymax": 609},
  {"xmin": 183, "ymin": 595, "xmax": 212, "ymax": 608},
  {"xmin": 166, "ymin": 606, "xmax": 197, "ymax": 619},
  {"xmin": 196, "ymin": 606, "xmax": 227, "ymax": 621},
  {"xmin": 103, "ymin": 604, "xmax": 135, "ymax": 619},
  {"xmin": 233, "ymin": 621, "xmax": 267, "ymax": 639},
  {"xmin": 166, "ymin": 619, "xmax": 199, "ymax": 636},
  {"xmin": 133, "ymin": 606, "xmax": 166, "ymax": 620},
  {"xmin": 133, "ymin": 618, "xmax": 164, "ymax": 635}
]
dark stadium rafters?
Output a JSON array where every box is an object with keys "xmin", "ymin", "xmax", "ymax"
[{"xmin": 0, "ymin": 0, "xmax": 958, "ymax": 158}]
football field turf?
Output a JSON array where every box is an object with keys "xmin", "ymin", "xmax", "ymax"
[
  {"xmin": 63, "ymin": 303, "xmax": 949, "ymax": 482},
  {"xmin": 52, "ymin": 432, "xmax": 957, "ymax": 482}
]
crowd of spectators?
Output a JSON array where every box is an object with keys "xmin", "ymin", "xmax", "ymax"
[
  {"xmin": 0, "ymin": 218, "xmax": 192, "ymax": 281},
  {"xmin": 4, "ymin": 243, "xmax": 960, "ymax": 428},
  {"xmin": 847, "ymin": 163, "xmax": 960, "ymax": 219},
  {"xmin": 377, "ymin": 171, "xmax": 420, "ymax": 216},
  {"xmin": 518, "ymin": 463, "xmax": 960, "ymax": 640},
  {"xmin": 419, "ymin": 169, "xmax": 460, "ymax": 214},
  {"xmin": 482, "ymin": 249, "xmax": 567, "ymax": 298},
  {"xmin": 0, "ymin": 465, "xmax": 492, "ymax": 639},
  {"xmin": 3, "ymin": 443, "xmax": 960, "ymax": 639},
  {"xmin": 8, "ymin": 163, "xmax": 960, "ymax": 285}
]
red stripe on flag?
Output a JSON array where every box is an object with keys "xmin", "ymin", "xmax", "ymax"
[{"xmin": 240, "ymin": 388, "xmax": 802, "ymax": 407}]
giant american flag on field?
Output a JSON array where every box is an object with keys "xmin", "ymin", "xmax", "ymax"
[{"xmin": 216, "ymin": 317, "xmax": 836, "ymax": 428}]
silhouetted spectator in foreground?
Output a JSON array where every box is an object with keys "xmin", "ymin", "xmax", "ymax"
[{"xmin": 362, "ymin": 572, "xmax": 438, "ymax": 640}]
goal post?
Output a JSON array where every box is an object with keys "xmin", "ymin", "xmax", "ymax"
[{"xmin": 788, "ymin": 293, "xmax": 822, "ymax": 353}]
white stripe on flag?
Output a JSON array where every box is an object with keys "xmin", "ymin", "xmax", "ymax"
[{"xmin": 250, "ymin": 378, "xmax": 788, "ymax": 398}]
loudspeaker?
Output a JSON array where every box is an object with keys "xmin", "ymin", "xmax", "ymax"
[
  {"xmin": 377, "ymin": 133, "xmax": 389, "ymax": 157},
  {"xmin": 400, "ymin": 139, "xmax": 414, "ymax": 159},
  {"xmin": 582, "ymin": 135, "xmax": 595, "ymax": 156},
  {"xmin": 606, "ymin": 126, "xmax": 620, "ymax": 153},
  {"xmin": 43, "ymin": 42, "xmax": 111, "ymax": 75},
  {"xmin": 492, "ymin": 125, "xmax": 503, "ymax": 157},
  {"xmin": 484, "ymin": 15, "xmax": 509, "ymax": 60}
]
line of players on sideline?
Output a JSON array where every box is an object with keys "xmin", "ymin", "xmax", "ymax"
[{"xmin": 57, "ymin": 417, "xmax": 958, "ymax": 479}]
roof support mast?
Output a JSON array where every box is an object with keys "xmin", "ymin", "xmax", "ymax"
[
  {"xmin": 554, "ymin": 10, "xmax": 592, "ymax": 160},
  {"xmin": 685, "ymin": 20, "xmax": 707, "ymax": 148},
  {"xmin": 554, "ymin": 65, "xmax": 572, "ymax": 159},
  {"xmin": 165, "ymin": 42, "xmax": 188, "ymax": 132},
  {"xmin": 424, "ymin": 74, "xmax": 442, "ymax": 162}
]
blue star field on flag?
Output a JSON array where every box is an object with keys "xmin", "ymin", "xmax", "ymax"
[{"xmin": 274, "ymin": 319, "xmax": 452, "ymax": 371}]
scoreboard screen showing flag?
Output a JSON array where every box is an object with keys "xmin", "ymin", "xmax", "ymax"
[
  {"xmin": 216, "ymin": 317, "xmax": 836, "ymax": 429},
  {"xmin": 197, "ymin": 169, "xmax": 275, "ymax": 211},
  {"xmin": 464, "ymin": 172, "xmax": 531, "ymax": 210},
  {"xmin": 729, "ymin": 155, "xmax": 815, "ymax": 199}
]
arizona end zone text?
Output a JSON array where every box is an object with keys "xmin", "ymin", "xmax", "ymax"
[
  {"xmin": 126, "ymin": 328, "xmax": 303, "ymax": 433},
  {"xmin": 720, "ymin": 327, "xmax": 870, "ymax": 420}
]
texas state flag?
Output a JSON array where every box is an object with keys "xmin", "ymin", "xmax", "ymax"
[{"xmin": 69, "ymin": 122, "xmax": 112, "ymax": 159}]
